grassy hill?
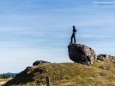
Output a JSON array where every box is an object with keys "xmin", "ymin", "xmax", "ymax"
[{"xmin": 4, "ymin": 59, "xmax": 115, "ymax": 86}]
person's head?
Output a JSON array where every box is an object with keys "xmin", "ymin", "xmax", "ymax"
[{"xmin": 73, "ymin": 25, "xmax": 75, "ymax": 29}]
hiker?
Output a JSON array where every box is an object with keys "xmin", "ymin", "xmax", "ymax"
[{"xmin": 71, "ymin": 25, "xmax": 77, "ymax": 43}]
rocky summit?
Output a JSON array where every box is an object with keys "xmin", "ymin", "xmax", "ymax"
[
  {"xmin": 68, "ymin": 43, "xmax": 97, "ymax": 64},
  {"xmin": 4, "ymin": 59, "xmax": 115, "ymax": 86}
]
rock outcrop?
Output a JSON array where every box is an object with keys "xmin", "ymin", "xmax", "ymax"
[
  {"xmin": 97, "ymin": 54, "xmax": 109, "ymax": 62},
  {"xmin": 33, "ymin": 60, "xmax": 50, "ymax": 66},
  {"xmin": 68, "ymin": 43, "xmax": 97, "ymax": 64},
  {"xmin": 97, "ymin": 54, "xmax": 115, "ymax": 62}
]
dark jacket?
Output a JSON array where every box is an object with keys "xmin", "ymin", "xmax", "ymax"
[{"xmin": 73, "ymin": 28, "xmax": 77, "ymax": 33}]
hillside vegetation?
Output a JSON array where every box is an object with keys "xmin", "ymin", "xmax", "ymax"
[{"xmin": 4, "ymin": 58, "xmax": 115, "ymax": 86}]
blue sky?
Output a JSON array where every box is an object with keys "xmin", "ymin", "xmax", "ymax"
[{"xmin": 0, "ymin": 0, "xmax": 115, "ymax": 73}]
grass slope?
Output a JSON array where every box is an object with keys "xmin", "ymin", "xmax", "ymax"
[{"xmin": 4, "ymin": 60, "xmax": 115, "ymax": 86}]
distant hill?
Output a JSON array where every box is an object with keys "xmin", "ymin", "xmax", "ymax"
[
  {"xmin": 4, "ymin": 73, "xmax": 17, "ymax": 77},
  {"xmin": 4, "ymin": 57, "xmax": 115, "ymax": 86},
  {"xmin": 0, "ymin": 73, "xmax": 17, "ymax": 79}
]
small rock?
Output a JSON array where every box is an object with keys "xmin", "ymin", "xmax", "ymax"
[
  {"xmin": 25, "ymin": 66, "xmax": 31, "ymax": 71},
  {"xmin": 99, "ymin": 65, "xmax": 111, "ymax": 70}
]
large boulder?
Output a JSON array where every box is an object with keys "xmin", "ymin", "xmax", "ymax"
[{"xmin": 68, "ymin": 43, "xmax": 97, "ymax": 64}]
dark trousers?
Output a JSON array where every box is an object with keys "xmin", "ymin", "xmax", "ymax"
[{"xmin": 71, "ymin": 33, "xmax": 76, "ymax": 43}]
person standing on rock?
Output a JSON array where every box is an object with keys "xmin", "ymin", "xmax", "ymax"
[{"xmin": 71, "ymin": 25, "xmax": 77, "ymax": 43}]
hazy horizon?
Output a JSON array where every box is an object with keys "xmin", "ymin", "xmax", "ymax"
[{"xmin": 0, "ymin": 0, "xmax": 115, "ymax": 73}]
